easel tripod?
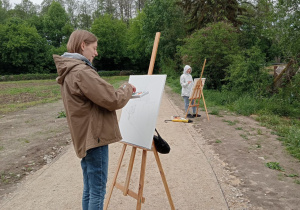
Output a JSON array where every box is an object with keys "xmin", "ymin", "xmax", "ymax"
[
  {"xmin": 185, "ymin": 59, "xmax": 209, "ymax": 121},
  {"xmin": 104, "ymin": 32, "xmax": 175, "ymax": 210}
]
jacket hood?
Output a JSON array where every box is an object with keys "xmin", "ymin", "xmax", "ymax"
[
  {"xmin": 183, "ymin": 65, "xmax": 192, "ymax": 74},
  {"xmin": 53, "ymin": 53, "xmax": 96, "ymax": 85},
  {"xmin": 53, "ymin": 55, "xmax": 82, "ymax": 85}
]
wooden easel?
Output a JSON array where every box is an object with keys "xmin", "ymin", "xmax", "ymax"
[
  {"xmin": 185, "ymin": 59, "xmax": 209, "ymax": 120},
  {"xmin": 104, "ymin": 32, "xmax": 175, "ymax": 210}
]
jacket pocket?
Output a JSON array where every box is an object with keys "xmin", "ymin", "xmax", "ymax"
[{"xmin": 91, "ymin": 105, "xmax": 104, "ymax": 140}]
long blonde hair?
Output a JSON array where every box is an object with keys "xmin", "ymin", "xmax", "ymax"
[{"xmin": 67, "ymin": 30, "xmax": 98, "ymax": 54}]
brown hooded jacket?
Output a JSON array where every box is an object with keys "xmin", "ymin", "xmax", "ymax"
[{"xmin": 53, "ymin": 55, "xmax": 133, "ymax": 158}]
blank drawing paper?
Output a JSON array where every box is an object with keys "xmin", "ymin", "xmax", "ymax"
[{"xmin": 119, "ymin": 75, "xmax": 167, "ymax": 149}]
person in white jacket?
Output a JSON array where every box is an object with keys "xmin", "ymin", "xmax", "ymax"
[{"xmin": 180, "ymin": 65, "xmax": 200, "ymax": 118}]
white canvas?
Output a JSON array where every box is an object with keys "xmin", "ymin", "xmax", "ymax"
[{"xmin": 119, "ymin": 75, "xmax": 167, "ymax": 149}]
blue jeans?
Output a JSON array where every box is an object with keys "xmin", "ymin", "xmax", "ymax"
[
  {"xmin": 183, "ymin": 96, "xmax": 196, "ymax": 114},
  {"xmin": 81, "ymin": 145, "xmax": 108, "ymax": 210}
]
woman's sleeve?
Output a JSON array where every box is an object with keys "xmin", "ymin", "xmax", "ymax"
[
  {"xmin": 180, "ymin": 75, "xmax": 188, "ymax": 88},
  {"xmin": 77, "ymin": 69, "xmax": 133, "ymax": 111}
]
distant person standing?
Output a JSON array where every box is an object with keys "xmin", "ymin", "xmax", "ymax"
[
  {"xmin": 53, "ymin": 30, "xmax": 136, "ymax": 210},
  {"xmin": 180, "ymin": 65, "xmax": 200, "ymax": 118}
]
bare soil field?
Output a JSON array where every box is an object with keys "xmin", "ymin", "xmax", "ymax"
[{"xmin": 0, "ymin": 85, "xmax": 300, "ymax": 209}]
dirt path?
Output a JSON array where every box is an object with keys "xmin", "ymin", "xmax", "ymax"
[{"xmin": 1, "ymin": 86, "xmax": 300, "ymax": 209}]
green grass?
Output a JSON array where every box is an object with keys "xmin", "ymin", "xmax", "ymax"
[
  {"xmin": 209, "ymin": 109, "xmax": 223, "ymax": 117},
  {"xmin": 286, "ymin": 174, "xmax": 299, "ymax": 178},
  {"xmin": 240, "ymin": 134, "xmax": 249, "ymax": 140},
  {"xmin": 257, "ymin": 129, "xmax": 262, "ymax": 135},
  {"xmin": 104, "ymin": 76, "xmax": 129, "ymax": 89},
  {"xmin": 294, "ymin": 180, "xmax": 300, "ymax": 184},
  {"xmin": 1, "ymin": 172, "xmax": 9, "ymax": 184},
  {"xmin": 257, "ymin": 115, "xmax": 300, "ymax": 159},
  {"xmin": 0, "ymin": 76, "xmax": 129, "ymax": 115},
  {"xmin": 223, "ymin": 119, "xmax": 238, "ymax": 126},
  {"xmin": 0, "ymin": 80, "xmax": 61, "ymax": 114}
]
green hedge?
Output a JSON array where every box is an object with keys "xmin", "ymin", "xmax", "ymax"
[
  {"xmin": 0, "ymin": 70, "xmax": 135, "ymax": 82},
  {"xmin": 98, "ymin": 70, "xmax": 134, "ymax": 76},
  {"xmin": 0, "ymin": 74, "xmax": 58, "ymax": 82}
]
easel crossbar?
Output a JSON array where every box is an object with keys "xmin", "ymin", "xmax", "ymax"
[{"xmin": 115, "ymin": 182, "xmax": 146, "ymax": 203}]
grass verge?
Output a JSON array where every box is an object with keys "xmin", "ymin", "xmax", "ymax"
[{"xmin": 166, "ymin": 78, "xmax": 300, "ymax": 161}]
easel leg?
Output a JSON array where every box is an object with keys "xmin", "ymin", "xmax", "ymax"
[
  {"xmin": 201, "ymin": 91, "xmax": 209, "ymax": 121},
  {"xmin": 124, "ymin": 147, "xmax": 137, "ymax": 195},
  {"xmin": 137, "ymin": 150, "xmax": 147, "ymax": 210},
  {"xmin": 153, "ymin": 145, "xmax": 175, "ymax": 210},
  {"xmin": 104, "ymin": 144, "xmax": 127, "ymax": 210}
]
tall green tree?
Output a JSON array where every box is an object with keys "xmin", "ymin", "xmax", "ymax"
[
  {"xmin": 91, "ymin": 14, "xmax": 128, "ymax": 70},
  {"xmin": 43, "ymin": 1, "xmax": 73, "ymax": 47},
  {"xmin": 0, "ymin": 18, "xmax": 49, "ymax": 74},
  {"xmin": 105, "ymin": 0, "xmax": 116, "ymax": 15},
  {"xmin": 275, "ymin": 0, "xmax": 300, "ymax": 61},
  {"xmin": 136, "ymin": 0, "xmax": 147, "ymax": 11},
  {"xmin": 132, "ymin": 0, "xmax": 186, "ymax": 73},
  {"xmin": 178, "ymin": 0, "xmax": 245, "ymax": 32},
  {"xmin": 0, "ymin": 0, "xmax": 10, "ymax": 23},
  {"xmin": 238, "ymin": 1, "xmax": 280, "ymax": 62},
  {"xmin": 126, "ymin": 11, "xmax": 148, "ymax": 71},
  {"xmin": 178, "ymin": 21, "xmax": 240, "ymax": 89},
  {"xmin": 40, "ymin": 0, "xmax": 64, "ymax": 14},
  {"xmin": 238, "ymin": 0, "xmax": 300, "ymax": 63},
  {"xmin": 12, "ymin": 0, "xmax": 38, "ymax": 19},
  {"xmin": 91, "ymin": 0, "xmax": 105, "ymax": 19},
  {"xmin": 65, "ymin": 0, "xmax": 79, "ymax": 28},
  {"xmin": 77, "ymin": 0, "xmax": 93, "ymax": 29}
]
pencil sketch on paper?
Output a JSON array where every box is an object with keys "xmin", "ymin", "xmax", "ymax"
[{"xmin": 119, "ymin": 75, "xmax": 167, "ymax": 149}]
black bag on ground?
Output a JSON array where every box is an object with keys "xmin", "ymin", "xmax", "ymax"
[{"xmin": 153, "ymin": 128, "xmax": 170, "ymax": 154}]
